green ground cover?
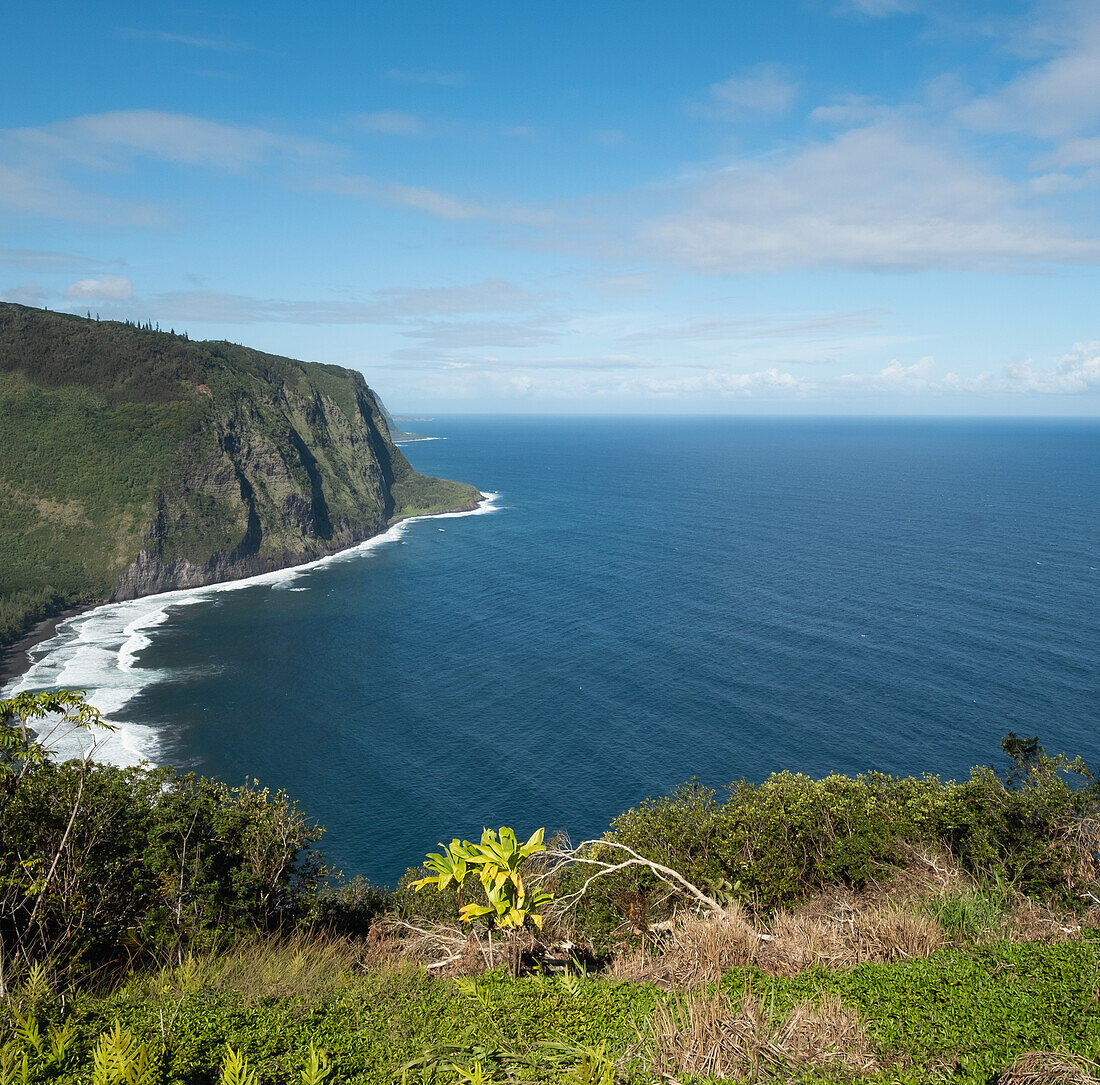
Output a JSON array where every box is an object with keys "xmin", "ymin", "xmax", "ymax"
[
  {"xmin": 2, "ymin": 939, "xmax": 1097, "ymax": 1083},
  {"xmin": 2, "ymin": 693, "xmax": 1097, "ymax": 1083}
]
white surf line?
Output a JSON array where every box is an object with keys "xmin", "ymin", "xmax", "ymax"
[{"xmin": 3, "ymin": 490, "xmax": 502, "ymax": 767}]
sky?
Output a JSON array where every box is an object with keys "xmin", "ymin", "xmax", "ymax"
[{"xmin": 2, "ymin": 0, "xmax": 1100, "ymax": 415}]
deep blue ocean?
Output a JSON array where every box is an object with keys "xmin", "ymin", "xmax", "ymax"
[{"xmin": 10, "ymin": 417, "xmax": 1100, "ymax": 885}]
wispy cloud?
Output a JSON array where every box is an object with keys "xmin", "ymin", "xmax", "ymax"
[
  {"xmin": 63, "ymin": 275, "xmax": 133, "ymax": 301},
  {"xmin": 384, "ymin": 351, "xmax": 649, "ymax": 371},
  {"xmin": 312, "ymin": 174, "xmax": 487, "ymax": 220},
  {"xmin": 836, "ymin": 0, "xmax": 917, "ymax": 17},
  {"xmin": 397, "ymin": 318, "xmax": 563, "ymax": 350},
  {"xmin": 618, "ymin": 309, "xmax": 888, "ymax": 343},
  {"xmin": 639, "ymin": 121, "xmax": 1100, "ymax": 272},
  {"xmin": 592, "ymin": 129, "xmax": 628, "ymax": 146},
  {"xmin": 5, "ymin": 110, "xmax": 330, "ymax": 172},
  {"xmin": 0, "ymin": 247, "xmax": 119, "ymax": 272},
  {"xmin": 0, "ymin": 162, "xmax": 166, "ymax": 225},
  {"xmin": 383, "ymin": 68, "xmax": 466, "ymax": 86},
  {"xmin": 640, "ymin": 368, "xmax": 804, "ymax": 396},
  {"xmin": 697, "ymin": 64, "xmax": 799, "ymax": 120},
  {"xmin": 955, "ymin": 10, "xmax": 1100, "ymax": 140},
  {"xmin": 311, "ymin": 172, "xmax": 572, "ymax": 230},
  {"xmin": 0, "ymin": 111, "xmax": 331, "ymax": 224},
  {"xmin": 612, "ymin": 341, "xmax": 1100, "ymax": 402},
  {"xmin": 72, "ymin": 278, "xmax": 552, "ymax": 326},
  {"xmin": 117, "ymin": 28, "xmax": 253, "ymax": 52},
  {"xmin": 352, "ymin": 111, "xmax": 428, "ymax": 136},
  {"xmin": 0, "ymin": 283, "xmax": 51, "ymax": 305}
]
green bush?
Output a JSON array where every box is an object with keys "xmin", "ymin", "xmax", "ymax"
[
  {"xmin": 1, "ymin": 755, "xmax": 327, "ymax": 975},
  {"xmin": 557, "ymin": 741, "xmax": 1097, "ymax": 943}
]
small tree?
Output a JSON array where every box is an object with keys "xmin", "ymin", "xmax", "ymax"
[{"xmin": 413, "ymin": 827, "xmax": 554, "ymax": 931}]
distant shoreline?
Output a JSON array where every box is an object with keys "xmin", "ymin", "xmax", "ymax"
[
  {"xmin": 0, "ymin": 606, "xmax": 88, "ymax": 684},
  {"xmin": 0, "ymin": 491, "xmax": 489, "ymax": 693}
]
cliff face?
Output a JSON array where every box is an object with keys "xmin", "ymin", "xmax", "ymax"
[{"xmin": 0, "ymin": 304, "xmax": 480, "ymax": 644}]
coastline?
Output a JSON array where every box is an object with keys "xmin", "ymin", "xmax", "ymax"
[
  {"xmin": 0, "ymin": 606, "xmax": 90, "ymax": 684},
  {"xmin": 1, "ymin": 490, "xmax": 489, "ymax": 693}
]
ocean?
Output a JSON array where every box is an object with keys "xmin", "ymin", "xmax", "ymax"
[{"xmin": 5, "ymin": 416, "xmax": 1099, "ymax": 885}]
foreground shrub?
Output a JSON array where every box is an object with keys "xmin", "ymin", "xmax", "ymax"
[
  {"xmin": 557, "ymin": 739, "xmax": 1097, "ymax": 942},
  {"xmin": 1, "ymin": 754, "xmax": 326, "ymax": 977}
]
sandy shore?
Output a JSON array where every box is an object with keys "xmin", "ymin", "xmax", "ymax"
[
  {"xmin": 0, "ymin": 605, "xmax": 92, "ymax": 686},
  {"xmin": 0, "ymin": 492, "xmax": 490, "ymax": 692}
]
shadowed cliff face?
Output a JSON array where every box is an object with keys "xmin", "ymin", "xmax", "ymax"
[
  {"xmin": 0, "ymin": 304, "xmax": 481, "ymax": 642},
  {"xmin": 111, "ymin": 366, "xmax": 403, "ymax": 599}
]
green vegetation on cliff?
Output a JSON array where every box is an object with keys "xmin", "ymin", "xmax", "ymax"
[
  {"xmin": 2, "ymin": 691, "xmax": 1098, "ymax": 1082},
  {"xmin": 0, "ymin": 304, "xmax": 480, "ymax": 648}
]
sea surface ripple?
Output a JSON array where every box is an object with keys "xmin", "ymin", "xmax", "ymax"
[{"xmin": 6, "ymin": 416, "xmax": 1098, "ymax": 884}]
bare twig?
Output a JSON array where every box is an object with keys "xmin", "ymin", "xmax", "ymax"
[
  {"xmin": 542, "ymin": 839, "xmax": 731, "ymax": 918},
  {"xmin": 424, "ymin": 953, "xmax": 464, "ymax": 971}
]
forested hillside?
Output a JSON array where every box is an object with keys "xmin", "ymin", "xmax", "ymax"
[{"xmin": 0, "ymin": 304, "xmax": 479, "ymax": 647}]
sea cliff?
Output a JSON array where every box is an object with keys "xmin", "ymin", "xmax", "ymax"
[{"xmin": 0, "ymin": 303, "xmax": 480, "ymax": 647}]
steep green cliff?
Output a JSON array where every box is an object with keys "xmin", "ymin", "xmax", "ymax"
[{"xmin": 0, "ymin": 303, "xmax": 480, "ymax": 647}]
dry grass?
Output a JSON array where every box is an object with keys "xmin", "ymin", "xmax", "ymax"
[
  {"xmin": 614, "ymin": 891, "xmax": 943, "ymax": 986},
  {"xmin": 152, "ymin": 932, "xmax": 368, "ymax": 1003},
  {"xmin": 767, "ymin": 890, "xmax": 943, "ymax": 970},
  {"xmin": 612, "ymin": 907, "xmax": 759, "ymax": 988},
  {"xmin": 606, "ymin": 850, "xmax": 1096, "ymax": 986},
  {"xmin": 998, "ymin": 1051, "xmax": 1100, "ymax": 1085},
  {"xmin": 364, "ymin": 918, "xmax": 551, "ymax": 976},
  {"xmin": 649, "ymin": 988, "xmax": 880, "ymax": 1079}
]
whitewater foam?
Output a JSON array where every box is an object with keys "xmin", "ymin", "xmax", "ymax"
[{"xmin": 2, "ymin": 491, "xmax": 500, "ymax": 767}]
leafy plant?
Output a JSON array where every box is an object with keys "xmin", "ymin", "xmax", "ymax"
[
  {"xmin": 300, "ymin": 1043, "xmax": 332, "ymax": 1085},
  {"xmin": 219, "ymin": 1045, "xmax": 258, "ymax": 1085},
  {"xmin": 413, "ymin": 828, "xmax": 554, "ymax": 931},
  {"xmin": 91, "ymin": 1021, "xmax": 159, "ymax": 1085}
]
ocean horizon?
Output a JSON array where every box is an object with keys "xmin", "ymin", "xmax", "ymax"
[{"xmin": 6, "ymin": 414, "xmax": 1099, "ymax": 886}]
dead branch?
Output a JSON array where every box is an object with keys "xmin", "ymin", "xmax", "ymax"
[{"xmin": 542, "ymin": 839, "xmax": 732, "ymax": 919}]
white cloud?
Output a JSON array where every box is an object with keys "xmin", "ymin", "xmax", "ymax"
[
  {"xmin": 641, "ymin": 368, "xmax": 804, "ymax": 396},
  {"xmin": 836, "ymin": 355, "xmax": 939, "ymax": 390},
  {"xmin": 838, "ymin": 0, "xmax": 916, "ymax": 16},
  {"xmin": 955, "ymin": 13, "xmax": 1100, "ymax": 139},
  {"xmin": 314, "ymin": 174, "xmax": 487, "ymax": 220},
  {"xmin": 0, "ymin": 247, "xmax": 116, "ymax": 272},
  {"xmin": 0, "ymin": 283, "xmax": 50, "ymax": 305},
  {"xmin": 640, "ymin": 122, "xmax": 1100, "ymax": 272},
  {"xmin": 5, "ymin": 111, "xmax": 328, "ymax": 173},
  {"xmin": 79, "ymin": 279, "xmax": 550, "ymax": 325},
  {"xmin": 836, "ymin": 345, "xmax": 1100, "ymax": 396},
  {"xmin": 994, "ymin": 341, "xmax": 1100, "ymax": 393},
  {"xmin": 383, "ymin": 69, "xmax": 466, "ymax": 86},
  {"xmin": 354, "ymin": 111, "xmax": 427, "ymax": 136},
  {"xmin": 118, "ymin": 28, "xmax": 252, "ymax": 52},
  {"xmin": 0, "ymin": 162, "xmax": 165, "ymax": 225},
  {"xmin": 63, "ymin": 275, "xmax": 134, "ymax": 301},
  {"xmin": 607, "ymin": 344, "xmax": 1100, "ymax": 404},
  {"xmin": 701, "ymin": 65, "xmax": 798, "ymax": 120}
]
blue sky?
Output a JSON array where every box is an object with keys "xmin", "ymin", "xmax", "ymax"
[{"xmin": 3, "ymin": 0, "xmax": 1099, "ymax": 414}]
